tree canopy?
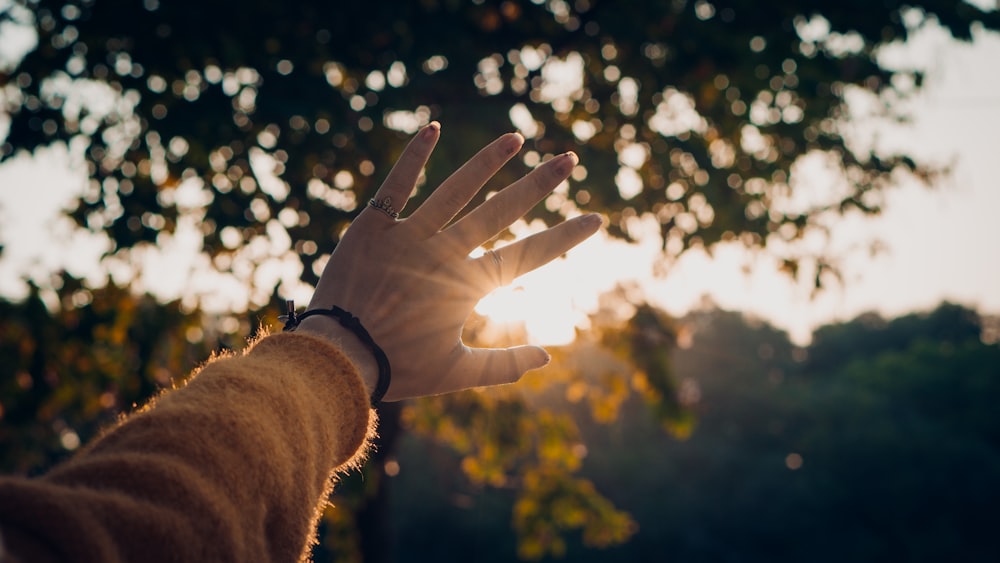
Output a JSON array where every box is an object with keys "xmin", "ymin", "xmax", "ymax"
[{"xmin": 4, "ymin": 0, "xmax": 995, "ymax": 297}]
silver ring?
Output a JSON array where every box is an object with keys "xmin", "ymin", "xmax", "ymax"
[
  {"xmin": 368, "ymin": 196, "xmax": 399, "ymax": 219},
  {"xmin": 485, "ymin": 249, "xmax": 504, "ymax": 284},
  {"xmin": 486, "ymin": 249, "xmax": 504, "ymax": 267}
]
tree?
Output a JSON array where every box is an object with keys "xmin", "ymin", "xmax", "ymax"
[
  {"xmin": 0, "ymin": 275, "xmax": 213, "ymax": 474},
  {"xmin": 501, "ymin": 303, "xmax": 996, "ymax": 562},
  {"xmin": 805, "ymin": 301, "xmax": 983, "ymax": 370},
  {"xmin": 5, "ymin": 0, "xmax": 995, "ymax": 287},
  {"xmin": 2, "ymin": 0, "xmax": 998, "ymax": 559}
]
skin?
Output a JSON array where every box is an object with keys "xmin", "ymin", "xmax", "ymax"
[{"xmin": 296, "ymin": 122, "xmax": 601, "ymax": 400}]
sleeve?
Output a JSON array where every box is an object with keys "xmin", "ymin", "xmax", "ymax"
[{"xmin": 0, "ymin": 331, "xmax": 376, "ymax": 563}]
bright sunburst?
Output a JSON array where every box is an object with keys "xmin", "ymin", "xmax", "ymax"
[
  {"xmin": 471, "ymin": 219, "xmax": 610, "ymax": 346},
  {"xmin": 475, "ymin": 281, "xmax": 581, "ymax": 346}
]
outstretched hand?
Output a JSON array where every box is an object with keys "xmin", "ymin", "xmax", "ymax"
[{"xmin": 298, "ymin": 122, "xmax": 601, "ymax": 401}]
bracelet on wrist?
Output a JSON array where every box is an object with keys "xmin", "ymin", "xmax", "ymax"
[{"xmin": 280, "ymin": 300, "xmax": 391, "ymax": 407}]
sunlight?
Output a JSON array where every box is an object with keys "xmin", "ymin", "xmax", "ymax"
[
  {"xmin": 471, "ymin": 219, "xmax": 614, "ymax": 346},
  {"xmin": 476, "ymin": 282, "xmax": 578, "ymax": 346},
  {"xmin": 472, "ymin": 248, "xmax": 587, "ymax": 346},
  {"xmin": 471, "ymin": 218, "xmax": 664, "ymax": 347},
  {"xmin": 0, "ymin": 0, "xmax": 37, "ymax": 72}
]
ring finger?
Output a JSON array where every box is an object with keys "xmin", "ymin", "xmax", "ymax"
[{"xmin": 440, "ymin": 151, "xmax": 578, "ymax": 254}]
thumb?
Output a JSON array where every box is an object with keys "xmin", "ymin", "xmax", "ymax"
[{"xmin": 453, "ymin": 345, "xmax": 550, "ymax": 390}]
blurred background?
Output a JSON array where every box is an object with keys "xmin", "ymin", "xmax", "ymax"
[{"xmin": 1, "ymin": 0, "xmax": 998, "ymax": 561}]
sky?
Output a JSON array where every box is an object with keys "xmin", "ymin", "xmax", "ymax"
[
  {"xmin": 1, "ymin": 11, "xmax": 998, "ymax": 346},
  {"xmin": 658, "ymin": 23, "xmax": 1000, "ymax": 342},
  {"xmin": 481, "ymin": 20, "xmax": 1000, "ymax": 345}
]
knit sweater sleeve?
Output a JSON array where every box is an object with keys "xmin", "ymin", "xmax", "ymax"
[{"xmin": 0, "ymin": 331, "xmax": 375, "ymax": 563}]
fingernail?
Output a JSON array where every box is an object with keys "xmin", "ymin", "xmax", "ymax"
[
  {"xmin": 556, "ymin": 151, "xmax": 578, "ymax": 174},
  {"xmin": 581, "ymin": 213, "xmax": 602, "ymax": 227},
  {"xmin": 504, "ymin": 132, "xmax": 525, "ymax": 155},
  {"xmin": 422, "ymin": 121, "xmax": 440, "ymax": 138}
]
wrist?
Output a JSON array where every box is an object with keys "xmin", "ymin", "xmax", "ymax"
[{"xmin": 295, "ymin": 315, "xmax": 380, "ymax": 398}]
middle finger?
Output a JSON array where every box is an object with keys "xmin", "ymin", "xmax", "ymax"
[{"xmin": 404, "ymin": 132, "xmax": 525, "ymax": 237}]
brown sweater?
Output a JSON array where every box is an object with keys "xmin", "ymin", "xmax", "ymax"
[{"xmin": 0, "ymin": 331, "xmax": 376, "ymax": 563}]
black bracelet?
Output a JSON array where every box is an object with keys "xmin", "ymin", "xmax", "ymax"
[{"xmin": 280, "ymin": 300, "xmax": 391, "ymax": 407}]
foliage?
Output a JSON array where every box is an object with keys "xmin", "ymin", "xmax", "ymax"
[
  {"xmin": 4, "ymin": 0, "xmax": 996, "ymax": 291},
  {"xmin": 614, "ymin": 303, "xmax": 1000, "ymax": 561},
  {"xmin": 386, "ymin": 303, "xmax": 1000, "ymax": 562},
  {"xmin": 400, "ymin": 343, "xmax": 641, "ymax": 560},
  {"xmin": 805, "ymin": 301, "xmax": 982, "ymax": 370},
  {"xmin": 600, "ymin": 301, "xmax": 693, "ymax": 435},
  {"xmin": 0, "ymin": 274, "xmax": 210, "ymax": 475}
]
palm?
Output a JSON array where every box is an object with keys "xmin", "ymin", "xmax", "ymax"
[{"xmin": 309, "ymin": 124, "xmax": 599, "ymax": 400}]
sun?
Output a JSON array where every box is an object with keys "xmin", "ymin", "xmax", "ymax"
[
  {"xmin": 475, "ymin": 280, "xmax": 581, "ymax": 346},
  {"xmin": 470, "ymin": 218, "xmax": 638, "ymax": 347},
  {"xmin": 472, "ymin": 227, "xmax": 604, "ymax": 347}
]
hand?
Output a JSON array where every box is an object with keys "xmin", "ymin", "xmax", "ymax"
[{"xmin": 299, "ymin": 122, "xmax": 601, "ymax": 401}]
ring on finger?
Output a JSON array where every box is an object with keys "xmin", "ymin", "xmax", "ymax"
[
  {"xmin": 369, "ymin": 196, "xmax": 400, "ymax": 219},
  {"xmin": 485, "ymin": 249, "xmax": 505, "ymax": 285}
]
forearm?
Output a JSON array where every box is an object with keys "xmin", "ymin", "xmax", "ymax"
[{"xmin": 0, "ymin": 331, "xmax": 374, "ymax": 563}]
